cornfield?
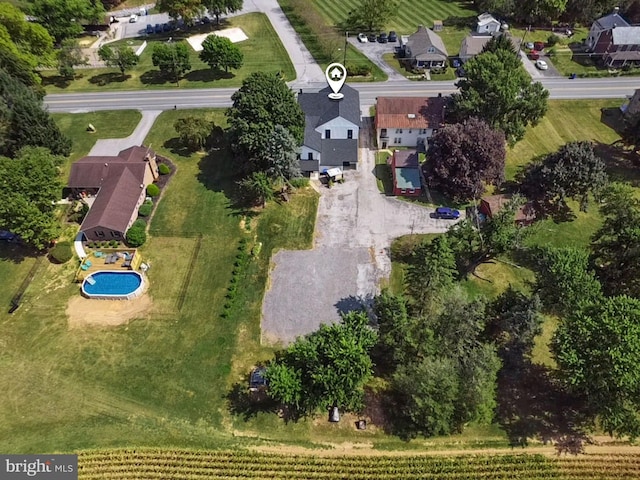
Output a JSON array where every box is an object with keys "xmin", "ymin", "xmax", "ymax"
[{"xmin": 77, "ymin": 448, "xmax": 640, "ymax": 479}]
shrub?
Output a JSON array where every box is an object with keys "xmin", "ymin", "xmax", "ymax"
[
  {"xmin": 133, "ymin": 219, "xmax": 146, "ymax": 228},
  {"xmin": 158, "ymin": 163, "xmax": 170, "ymax": 175},
  {"xmin": 126, "ymin": 226, "xmax": 147, "ymax": 247},
  {"xmin": 49, "ymin": 241, "xmax": 73, "ymax": 264},
  {"xmin": 109, "ymin": 240, "xmax": 118, "ymax": 248},
  {"xmin": 346, "ymin": 64, "xmax": 371, "ymax": 76},
  {"xmin": 146, "ymin": 183, "xmax": 160, "ymax": 197},
  {"xmin": 138, "ymin": 203, "xmax": 153, "ymax": 217},
  {"xmin": 547, "ymin": 34, "xmax": 560, "ymax": 46},
  {"xmin": 289, "ymin": 177, "xmax": 309, "ymax": 188},
  {"xmin": 101, "ymin": 241, "xmax": 108, "ymax": 248}
]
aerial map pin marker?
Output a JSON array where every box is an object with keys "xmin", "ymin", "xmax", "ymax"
[{"xmin": 325, "ymin": 63, "xmax": 347, "ymax": 99}]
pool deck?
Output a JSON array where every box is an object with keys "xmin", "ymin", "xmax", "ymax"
[{"xmin": 75, "ymin": 248, "xmax": 141, "ymax": 281}]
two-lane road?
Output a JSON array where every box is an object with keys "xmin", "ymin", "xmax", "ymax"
[{"xmin": 44, "ymin": 77, "xmax": 639, "ymax": 112}]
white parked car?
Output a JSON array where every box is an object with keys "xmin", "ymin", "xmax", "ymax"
[
  {"xmin": 525, "ymin": 42, "xmax": 534, "ymax": 50},
  {"xmin": 129, "ymin": 14, "xmax": 138, "ymax": 23},
  {"xmin": 357, "ymin": 33, "xmax": 368, "ymax": 43},
  {"xmin": 535, "ymin": 60, "xmax": 548, "ymax": 70}
]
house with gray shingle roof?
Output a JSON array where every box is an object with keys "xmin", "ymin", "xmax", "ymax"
[
  {"xmin": 586, "ymin": 7, "xmax": 640, "ymax": 66},
  {"xmin": 400, "ymin": 25, "xmax": 448, "ymax": 69},
  {"xmin": 297, "ymin": 85, "xmax": 361, "ymax": 174}
]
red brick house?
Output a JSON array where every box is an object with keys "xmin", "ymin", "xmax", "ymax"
[
  {"xmin": 389, "ymin": 150, "xmax": 422, "ymax": 196},
  {"xmin": 586, "ymin": 7, "xmax": 640, "ymax": 67}
]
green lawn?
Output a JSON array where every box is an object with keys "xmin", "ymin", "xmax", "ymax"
[
  {"xmin": 311, "ymin": 0, "xmax": 475, "ymax": 35},
  {"xmin": 505, "ymin": 99, "xmax": 623, "ymax": 180},
  {"xmin": 51, "ymin": 110, "xmax": 142, "ymax": 174},
  {"xmin": 41, "ymin": 13, "xmax": 295, "ymax": 93}
]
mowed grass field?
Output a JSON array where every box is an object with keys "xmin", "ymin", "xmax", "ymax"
[
  {"xmin": 311, "ymin": 0, "xmax": 475, "ymax": 35},
  {"xmin": 41, "ymin": 13, "xmax": 295, "ymax": 93},
  {"xmin": 0, "ymin": 109, "xmax": 319, "ymax": 453}
]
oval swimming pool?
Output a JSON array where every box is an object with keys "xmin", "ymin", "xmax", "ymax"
[{"xmin": 82, "ymin": 271, "xmax": 144, "ymax": 299}]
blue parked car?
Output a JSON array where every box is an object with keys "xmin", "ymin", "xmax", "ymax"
[
  {"xmin": 162, "ymin": 23, "xmax": 171, "ymax": 32},
  {"xmin": 434, "ymin": 207, "xmax": 461, "ymax": 220},
  {"xmin": 146, "ymin": 24, "xmax": 154, "ymax": 34},
  {"xmin": 154, "ymin": 23, "xmax": 162, "ymax": 33}
]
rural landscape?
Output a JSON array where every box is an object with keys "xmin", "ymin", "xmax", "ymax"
[{"xmin": 3, "ymin": 0, "xmax": 640, "ymax": 478}]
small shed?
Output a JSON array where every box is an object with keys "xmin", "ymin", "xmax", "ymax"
[
  {"xmin": 479, "ymin": 194, "xmax": 536, "ymax": 226},
  {"xmin": 391, "ymin": 150, "xmax": 422, "ymax": 197},
  {"xmin": 323, "ymin": 167, "xmax": 343, "ymax": 181},
  {"xmin": 433, "ymin": 20, "xmax": 443, "ymax": 32}
]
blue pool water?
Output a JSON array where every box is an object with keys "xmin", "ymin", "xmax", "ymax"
[{"xmin": 82, "ymin": 271, "xmax": 143, "ymax": 297}]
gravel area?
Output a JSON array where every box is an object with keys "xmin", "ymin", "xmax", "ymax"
[{"xmin": 261, "ymin": 118, "xmax": 462, "ymax": 345}]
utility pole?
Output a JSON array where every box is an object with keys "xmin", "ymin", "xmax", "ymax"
[{"xmin": 343, "ymin": 31, "xmax": 348, "ymax": 65}]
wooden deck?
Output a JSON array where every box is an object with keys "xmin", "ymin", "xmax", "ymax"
[{"xmin": 75, "ymin": 248, "xmax": 141, "ymax": 282}]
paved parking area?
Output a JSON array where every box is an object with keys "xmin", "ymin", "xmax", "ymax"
[
  {"xmin": 261, "ymin": 119, "xmax": 461, "ymax": 345},
  {"xmin": 347, "ymin": 37, "xmax": 406, "ymax": 80}
]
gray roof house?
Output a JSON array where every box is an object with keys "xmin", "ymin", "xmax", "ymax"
[
  {"xmin": 459, "ymin": 33, "xmax": 521, "ymax": 62},
  {"xmin": 297, "ymin": 85, "xmax": 361, "ymax": 173},
  {"xmin": 476, "ymin": 12, "xmax": 501, "ymax": 34},
  {"xmin": 586, "ymin": 7, "xmax": 640, "ymax": 65},
  {"xmin": 401, "ymin": 25, "xmax": 448, "ymax": 69}
]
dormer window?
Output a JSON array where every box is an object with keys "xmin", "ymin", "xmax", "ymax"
[{"xmin": 427, "ymin": 47, "xmax": 435, "ymax": 53}]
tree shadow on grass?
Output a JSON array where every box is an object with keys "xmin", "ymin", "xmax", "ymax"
[
  {"xmin": 88, "ymin": 72, "xmax": 130, "ymax": 86},
  {"xmin": 140, "ymin": 69, "xmax": 173, "ymax": 86},
  {"xmin": 226, "ymin": 382, "xmax": 278, "ymax": 422},
  {"xmin": 594, "ymin": 141, "xmax": 640, "ymax": 187},
  {"xmin": 40, "ymin": 74, "xmax": 72, "ymax": 89},
  {"xmin": 496, "ymin": 359, "xmax": 591, "ymax": 447},
  {"xmin": 600, "ymin": 107, "xmax": 626, "ymax": 135},
  {"xmin": 184, "ymin": 68, "xmax": 234, "ymax": 83},
  {"xmin": 335, "ymin": 294, "xmax": 374, "ymax": 317},
  {"xmin": 163, "ymin": 137, "xmax": 194, "ymax": 157},
  {"xmin": 0, "ymin": 242, "xmax": 38, "ymax": 264}
]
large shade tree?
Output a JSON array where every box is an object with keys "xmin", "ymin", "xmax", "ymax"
[
  {"xmin": 31, "ymin": 0, "xmax": 105, "ymax": 44},
  {"xmin": 199, "ymin": 35, "xmax": 243, "ymax": 73},
  {"xmin": 227, "ymin": 72, "xmax": 304, "ymax": 168},
  {"xmin": 553, "ymin": 295, "xmax": 640, "ymax": 439},
  {"xmin": 0, "ymin": 3, "xmax": 54, "ymax": 66},
  {"xmin": 156, "ymin": 0, "xmax": 203, "ymax": 24},
  {"xmin": 424, "ymin": 117, "xmax": 506, "ymax": 202},
  {"xmin": 345, "ymin": 0, "xmax": 398, "ymax": 32},
  {"xmin": 0, "ymin": 68, "xmax": 71, "ymax": 157},
  {"xmin": 591, "ymin": 182, "xmax": 640, "ymax": 298},
  {"xmin": 451, "ymin": 48, "xmax": 548, "ymax": 144},
  {"xmin": 204, "ymin": 0, "xmax": 243, "ymax": 24},
  {"xmin": 518, "ymin": 141, "xmax": 608, "ymax": 213},
  {"xmin": 152, "ymin": 42, "xmax": 192, "ymax": 83},
  {"xmin": 0, "ymin": 147, "xmax": 64, "ymax": 249},
  {"xmin": 265, "ymin": 311, "xmax": 377, "ymax": 417}
]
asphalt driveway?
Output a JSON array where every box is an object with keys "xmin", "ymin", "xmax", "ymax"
[
  {"xmin": 261, "ymin": 118, "xmax": 462, "ymax": 345},
  {"xmin": 88, "ymin": 110, "xmax": 162, "ymax": 155}
]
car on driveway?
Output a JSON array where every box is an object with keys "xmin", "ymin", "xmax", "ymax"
[
  {"xmin": 529, "ymin": 50, "xmax": 540, "ymax": 60},
  {"xmin": 129, "ymin": 14, "xmax": 137, "ymax": 23},
  {"xmin": 162, "ymin": 23, "xmax": 171, "ymax": 32},
  {"xmin": 434, "ymin": 207, "xmax": 460, "ymax": 220},
  {"xmin": 388, "ymin": 31, "xmax": 397, "ymax": 42},
  {"xmin": 535, "ymin": 59, "xmax": 548, "ymax": 70},
  {"xmin": 146, "ymin": 24, "xmax": 154, "ymax": 34},
  {"xmin": 533, "ymin": 41, "xmax": 545, "ymax": 51},
  {"xmin": 367, "ymin": 33, "xmax": 377, "ymax": 42},
  {"xmin": 525, "ymin": 41, "xmax": 534, "ymax": 50},
  {"xmin": 377, "ymin": 32, "xmax": 388, "ymax": 43},
  {"xmin": 357, "ymin": 33, "xmax": 368, "ymax": 43},
  {"xmin": 154, "ymin": 23, "xmax": 162, "ymax": 33}
]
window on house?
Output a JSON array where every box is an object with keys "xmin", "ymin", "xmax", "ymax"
[
  {"xmin": 427, "ymin": 47, "xmax": 435, "ymax": 53},
  {"xmin": 347, "ymin": 129, "xmax": 353, "ymax": 139},
  {"xmin": 96, "ymin": 231, "xmax": 105, "ymax": 238},
  {"xmin": 420, "ymin": 129, "xmax": 427, "ymax": 134},
  {"xmin": 395, "ymin": 129, "xmax": 403, "ymax": 134},
  {"xmin": 408, "ymin": 129, "xmax": 412, "ymax": 134},
  {"xmin": 381, "ymin": 128, "xmax": 387, "ymax": 137},
  {"xmin": 325, "ymin": 129, "xmax": 331, "ymax": 139},
  {"xmin": 113, "ymin": 232, "xmax": 121, "ymax": 238},
  {"xmin": 308, "ymin": 152, "xmax": 313, "ymax": 160}
]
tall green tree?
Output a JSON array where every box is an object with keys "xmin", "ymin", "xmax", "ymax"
[
  {"xmin": 591, "ymin": 182, "xmax": 640, "ymax": 298},
  {"xmin": 0, "ymin": 3, "xmax": 54, "ymax": 66},
  {"xmin": 156, "ymin": 0, "xmax": 203, "ymax": 24},
  {"xmin": 199, "ymin": 35, "xmax": 243, "ymax": 73},
  {"xmin": 0, "ymin": 147, "xmax": 64, "ymax": 249},
  {"xmin": 227, "ymin": 72, "xmax": 305, "ymax": 163},
  {"xmin": 204, "ymin": 0, "xmax": 243, "ymax": 24},
  {"xmin": 451, "ymin": 48, "xmax": 548, "ymax": 144},
  {"xmin": 260, "ymin": 124, "xmax": 301, "ymax": 181},
  {"xmin": 31, "ymin": 0, "xmax": 105, "ymax": 44},
  {"xmin": 174, "ymin": 116, "xmax": 215, "ymax": 151},
  {"xmin": 238, "ymin": 171, "xmax": 274, "ymax": 207},
  {"xmin": 533, "ymin": 246, "xmax": 602, "ymax": 316},
  {"xmin": 404, "ymin": 235, "xmax": 457, "ymax": 315},
  {"xmin": 152, "ymin": 42, "xmax": 192, "ymax": 83},
  {"xmin": 553, "ymin": 295, "xmax": 640, "ymax": 439},
  {"xmin": 346, "ymin": 0, "xmax": 397, "ymax": 32},
  {"xmin": 265, "ymin": 311, "xmax": 377, "ymax": 416},
  {"xmin": 425, "ymin": 117, "xmax": 506, "ymax": 202},
  {"xmin": 519, "ymin": 141, "xmax": 607, "ymax": 213},
  {"xmin": 98, "ymin": 45, "xmax": 138, "ymax": 78},
  {"xmin": 57, "ymin": 38, "xmax": 88, "ymax": 80},
  {"xmin": 0, "ymin": 68, "xmax": 71, "ymax": 157}
]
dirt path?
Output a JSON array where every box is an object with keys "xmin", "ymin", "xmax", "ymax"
[
  {"xmin": 251, "ymin": 438, "xmax": 640, "ymax": 458},
  {"xmin": 66, "ymin": 293, "xmax": 153, "ymax": 328}
]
